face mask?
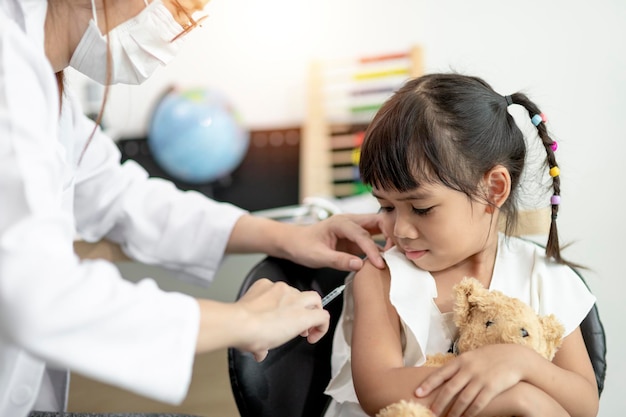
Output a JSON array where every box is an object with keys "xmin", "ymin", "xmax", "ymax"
[{"xmin": 69, "ymin": 0, "xmax": 185, "ymax": 85}]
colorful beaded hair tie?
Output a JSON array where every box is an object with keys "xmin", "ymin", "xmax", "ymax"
[
  {"xmin": 531, "ymin": 113, "xmax": 548, "ymax": 127},
  {"xmin": 550, "ymin": 141, "xmax": 558, "ymax": 152},
  {"xmin": 550, "ymin": 195, "xmax": 561, "ymax": 205},
  {"xmin": 549, "ymin": 166, "xmax": 560, "ymax": 177}
]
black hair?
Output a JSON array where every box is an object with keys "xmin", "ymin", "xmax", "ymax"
[{"xmin": 359, "ymin": 73, "xmax": 565, "ymax": 263}]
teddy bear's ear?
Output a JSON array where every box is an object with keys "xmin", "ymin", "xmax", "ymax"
[
  {"xmin": 539, "ymin": 314, "xmax": 565, "ymax": 360},
  {"xmin": 454, "ymin": 277, "xmax": 487, "ymax": 328}
]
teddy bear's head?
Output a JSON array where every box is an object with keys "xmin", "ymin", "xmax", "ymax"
[{"xmin": 453, "ymin": 277, "xmax": 564, "ymax": 360}]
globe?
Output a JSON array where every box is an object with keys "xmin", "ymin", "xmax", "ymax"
[{"xmin": 148, "ymin": 88, "xmax": 249, "ymax": 184}]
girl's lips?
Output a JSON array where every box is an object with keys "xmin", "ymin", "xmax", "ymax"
[{"xmin": 404, "ymin": 249, "xmax": 427, "ymax": 260}]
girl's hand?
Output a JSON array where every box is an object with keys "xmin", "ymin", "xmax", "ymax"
[
  {"xmin": 234, "ymin": 278, "xmax": 330, "ymax": 361},
  {"xmin": 415, "ymin": 344, "xmax": 532, "ymax": 417}
]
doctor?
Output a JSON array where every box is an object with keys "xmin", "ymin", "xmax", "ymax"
[{"xmin": 0, "ymin": 0, "xmax": 386, "ymax": 416}]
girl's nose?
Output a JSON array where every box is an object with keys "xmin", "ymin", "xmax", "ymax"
[{"xmin": 393, "ymin": 215, "xmax": 418, "ymax": 240}]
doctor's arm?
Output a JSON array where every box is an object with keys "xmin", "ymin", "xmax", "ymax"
[{"xmin": 73, "ymin": 113, "xmax": 383, "ymax": 277}]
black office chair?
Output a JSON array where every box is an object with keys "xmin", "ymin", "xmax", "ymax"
[
  {"xmin": 573, "ymin": 272, "xmax": 608, "ymax": 395},
  {"xmin": 228, "ymin": 257, "xmax": 347, "ymax": 417},
  {"xmin": 228, "ymin": 256, "xmax": 607, "ymax": 417}
]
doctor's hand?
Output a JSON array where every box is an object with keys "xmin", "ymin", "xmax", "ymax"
[
  {"xmin": 195, "ymin": 278, "xmax": 329, "ymax": 361},
  {"xmin": 236, "ymin": 278, "xmax": 330, "ymax": 361},
  {"xmin": 285, "ymin": 213, "xmax": 386, "ymax": 272},
  {"xmin": 226, "ymin": 213, "xmax": 386, "ymax": 272}
]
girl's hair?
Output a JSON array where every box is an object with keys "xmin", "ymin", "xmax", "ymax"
[{"xmin": 359, "ymin": 73, "xmax": 564, "ymax": 263}]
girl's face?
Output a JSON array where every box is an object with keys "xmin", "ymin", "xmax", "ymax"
[{"xmin": 373, "ymin": 181, "xmax": 497, "ymax": 274}]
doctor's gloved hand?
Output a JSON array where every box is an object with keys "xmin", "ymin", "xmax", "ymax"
[{"xmin": 194, "ymin": 278, "xmax": 329, "ymax": 361}]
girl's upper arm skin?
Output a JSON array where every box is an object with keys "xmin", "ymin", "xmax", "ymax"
[
  {"xmin": 552, "ymin": 326, "xmax": 597, "ymax": 389},
  {"xmin": 547, "ymin": 326, "xmax": 600, "ymax": 415},
  {"xmin": 351, "ymin": 261, "xmax": 437, "ymax": 415}
]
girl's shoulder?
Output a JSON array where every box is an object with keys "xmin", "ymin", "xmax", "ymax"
[
  {"xmin": 498, "ymin": 234, "xmax": 577, "ymax": 273},
  {"xmin": 497, "ymin": 234, "xmax": 595, "ymax": 334}
]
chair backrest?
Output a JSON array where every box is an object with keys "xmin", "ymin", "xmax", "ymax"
[
  {"xmin": 228, "ymin": 256, "xmax": 607, "ymax": 417},
  {"xmin": 573, "ymin": 273, "xmax": 608, "ymax": 395},
  {"xmin": 227, "ymin": 257, "xmax": 347, "ymax": 417}
]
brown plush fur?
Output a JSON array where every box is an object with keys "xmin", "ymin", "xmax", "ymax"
[{"xmin": 376, "ymin": 277, "xmax": 564, "ymax": 417}]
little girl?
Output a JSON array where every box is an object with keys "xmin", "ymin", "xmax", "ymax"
[{"xmin": 324, "ymin": 73, "xmax": 599, "ymax": 417}]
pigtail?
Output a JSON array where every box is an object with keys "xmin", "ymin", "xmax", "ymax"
[{"xmin": 505, "ymin": 93, "xmax": 563, "ymax": 263}]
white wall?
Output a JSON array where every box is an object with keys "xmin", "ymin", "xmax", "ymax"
[{"xmin": 94, "ymin": 0, "xmax": 626, "ymax": 414}]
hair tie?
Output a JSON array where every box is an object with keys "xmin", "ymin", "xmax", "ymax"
[
  {"xmin": 549, "ymin": 166, "xmax": 560, "ymax": 177},
  {"xmin": 531, "ymin": 112, "xmax": 548, "ymax": 127},
  {"xmin": 550, "ymin": 195, "xmax": 561, "ymax": 205},
  {"xmin": 550, "ymin": 141, "xmax": 558, "ymax": 152},
  {"xmin": 504, "ymin": 95, "xmax": 513, "ymax": 106}
]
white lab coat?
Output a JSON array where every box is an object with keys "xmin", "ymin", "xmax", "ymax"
[{"xmin": 0, "ymin": 1, "xmax": 247, "ymax": 416}]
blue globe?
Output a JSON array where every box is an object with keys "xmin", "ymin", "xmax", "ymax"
[{"xmin": 148, "ymin": 88, "xmax": 249, "ymax": 184}]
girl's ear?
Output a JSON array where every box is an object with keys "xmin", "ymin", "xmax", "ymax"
[{"xmin": 483, "ymin": 165, "xmax": 511, "ymax": 210}]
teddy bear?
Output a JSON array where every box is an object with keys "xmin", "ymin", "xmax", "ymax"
[{"xmin": 375, "ymin": 277, "xmax": 565, "ymax": 417}]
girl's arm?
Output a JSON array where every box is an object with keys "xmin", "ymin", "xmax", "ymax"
[
  {"xmin": 417, "ymin": 329, "xmax": 599, "ymax": 417},
  {"xmin": 474, "ymin": 382, "xmax": 569, "ymax": 417},
  {"xmin": 543, "ymin": 328, "xmax": 599, "ymax": 416},
  {"xmin": 350, "ymin": 261, "xmax": 581, "ymax": 417},
  {"xmin": 351, "ymin": 261, "xmax": 438, "ymax": 415}
]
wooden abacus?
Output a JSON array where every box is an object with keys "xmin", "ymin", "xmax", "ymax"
[{"xmin": 300, "ymin": 46, "xmax": 424, "ymax": 200}]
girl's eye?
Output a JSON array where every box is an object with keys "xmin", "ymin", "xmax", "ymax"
[
  {"xmin": 412, "ymin": 206, "xmax": 433, "ymax": 216},
  {"xmin": 378, "ymin": 206, "xmax": 394, "ymax": 213}
]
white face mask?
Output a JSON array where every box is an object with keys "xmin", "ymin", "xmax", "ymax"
[{"xmin": 69, "ymin": 0, "xmax": 186, "ymax": 85}]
